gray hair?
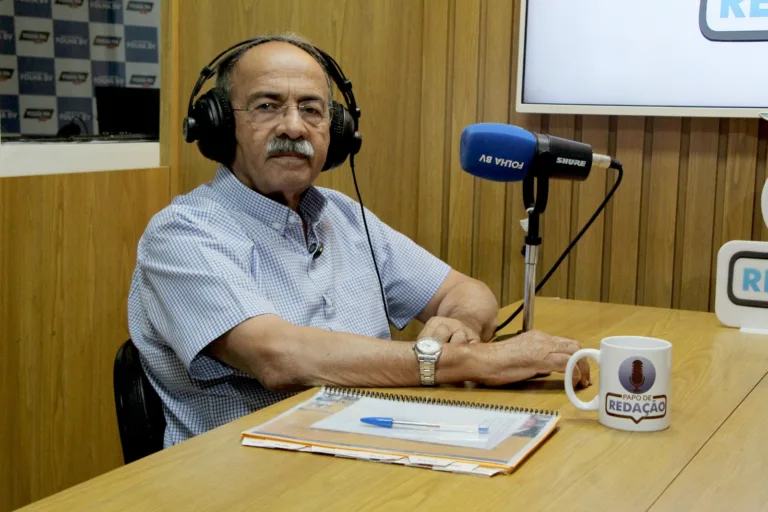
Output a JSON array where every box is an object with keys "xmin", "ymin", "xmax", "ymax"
[{"xmin": 215, "ymin": 33, "xmax": 334, "ymax": 107}]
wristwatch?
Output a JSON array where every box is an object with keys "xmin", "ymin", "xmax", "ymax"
[{"xmin": 413, "ymin": 337, "xmax": 444, "ymax": 386}]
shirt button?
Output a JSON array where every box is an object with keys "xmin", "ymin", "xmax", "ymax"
[
  {"xmin": 309, "ymin": 242, "xmax": 317, "ymax": 253},
  {"xmin": 271, "ymin": 222, "xmax": 282, "ymax": 231}
]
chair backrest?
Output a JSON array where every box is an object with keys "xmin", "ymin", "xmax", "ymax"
[{"xmin": 113, "ymin": 339, "xmax": 166, "ymax": 464}]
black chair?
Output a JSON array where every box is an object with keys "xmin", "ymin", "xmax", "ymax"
[{"xmin": 113, "ymin": 339, "xmax": 166, "ymax": 464}]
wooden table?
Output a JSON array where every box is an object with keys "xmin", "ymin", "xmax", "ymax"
[
  {"xmin": 650, "ymin": 373, "xmax": 768, "ymax": 511},
  {"xmin": 19, "ymin": 299, "xmax": 768, "ymax": 512}
]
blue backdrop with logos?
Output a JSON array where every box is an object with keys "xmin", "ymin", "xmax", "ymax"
[{"xmin": 0, "ymin": 0, "xmax": 160, "ymax": 137}]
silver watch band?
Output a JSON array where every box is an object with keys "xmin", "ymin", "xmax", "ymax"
[
  {"xmin": 418, "ymin": 356, "xmax": 438, "ymax": 386},
  {"xmin": 414, "ymin": 337, "xmax": 442, "ymax": 386}
]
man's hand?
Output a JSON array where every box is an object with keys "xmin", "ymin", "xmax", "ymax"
[
  {"xmin": 418, "ymin": 316, "xmax": 482, "ymax": 345},
  {"xmin": 482, "ymin": 330, "xmax": 591, "ymax": 389},
  {"xmin": 417, "ymin": 271, "xmax": 499, "ymax": 342}
]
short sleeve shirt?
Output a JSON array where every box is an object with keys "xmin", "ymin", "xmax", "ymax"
[{"xmin": 127, "ymin": 166, "xmax": 451, "ymax": 447}]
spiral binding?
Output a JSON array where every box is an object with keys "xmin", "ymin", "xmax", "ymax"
[{"xmin": 321, "ymin": 386, "xmax": 559, "ymax": 416}]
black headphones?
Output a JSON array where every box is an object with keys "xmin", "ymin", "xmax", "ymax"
[{"xmin": 182, "ymin": 37, "xmax": 363, "ymax": 171}]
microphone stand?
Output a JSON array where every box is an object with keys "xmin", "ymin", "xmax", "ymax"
[{"xmin": 521, "ymin": 173, "xmax": 549, "ymax": 332}]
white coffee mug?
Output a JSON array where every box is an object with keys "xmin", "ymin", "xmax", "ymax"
[{"xmin": 564, "ymin": 336, "xmax": 672, "ymax": 432}]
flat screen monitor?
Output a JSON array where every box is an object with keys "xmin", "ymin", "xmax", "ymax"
[{"xmin": 516, "ymin": 0, "xmax": 768, "ymax": 118}]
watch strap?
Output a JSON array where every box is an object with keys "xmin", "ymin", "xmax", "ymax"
[
  {"xmin": 418, "ymin": 357, "xmax": 437, "ymax": 386},
  {"xmin": 414, "ymin": 338, "xmax": 442, "ymax": 386}
]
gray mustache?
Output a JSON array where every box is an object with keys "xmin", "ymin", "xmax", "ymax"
[{"xmin": 266, "ymin": 138, "xmax": 314, "ymax": 159}]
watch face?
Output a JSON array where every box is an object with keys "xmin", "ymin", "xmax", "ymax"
[{"xmin": 418, "ymin": 338, "xmax": 441, "ymax": 355}]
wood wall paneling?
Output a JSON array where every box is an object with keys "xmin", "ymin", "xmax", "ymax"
[
  {"xmin": 538, "ymin": 115, "xmax": 575, "ymax": 299},
  {"xmin": 504, "ymin": 0, "xmax": 537, "ymax": 306},
  {"xmin": 320, "ymin": 0, "xmax": 425, "ymax": 240},
  {"xmin": 670, "ymin": 118, "xmax": 691, "ymax": 310},
  {"xmin": 417, "ymin": 0, "xmax": 451, "ymax": 259},
  {"xmin": 721, "ymin": 119, "xmax": 759, "ymax": 244},
  {"xmin": 605, "ymin": 116, "xmax": 645, "ymax": 305},
  {"xmin": 0, "ymin": 186, "xmax": 9, "ymax": 509},
  {"xmin": 708, "ymin": 120, "xmax": 731, "ymax": 310},
  {"xmin": 445, "ymin": 0, "xmax": 481, "ymax": 277},
  {"xmin": 676, "ymin": 118, "xmax": 719, "ymax": 311},
  {"xmin": 0, "ymin": 168, "xmax": 170, "ymax": 512},
  {"xmin": 473, "ymin": 0, "xmax": 515, "ymax": 301},
  {"xmin": 638, "ymin": 117, "xmax": 682, "ymax": 308},
  {"xmin": 571, "ymin": 115, "xmax": 610, "ymax": 301}
]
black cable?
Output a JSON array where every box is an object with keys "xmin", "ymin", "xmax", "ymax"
[
  {"xmin": 55, "ymin": 115, "xmax": 89, "ymax": 137},
  {"xmin": 349, "ymin": 153, "xmax": 391, "ymax": 324},
  {"xmin": 494, "ymin": 161, "xmax": 625, "ymax": 335},
  {"xmin": 73, "ymin": 115, "xmax": 89, "ymax": 135}
]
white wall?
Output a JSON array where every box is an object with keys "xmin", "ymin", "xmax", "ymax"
[{"xmin": 0, "ymin": 142, "xmax": 160, "ymax": 177}]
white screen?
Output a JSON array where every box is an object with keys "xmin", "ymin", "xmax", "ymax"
[{"xmin": 520, "ymin": 0, "xmax": 768, "ymax": 115}]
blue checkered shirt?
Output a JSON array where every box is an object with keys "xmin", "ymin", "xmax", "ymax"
[{"xmin": 127, "ymin": 166, "xmax": 451, "ymax": 447}]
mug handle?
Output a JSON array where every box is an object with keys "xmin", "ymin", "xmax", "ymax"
[{"xmin": 564, "ymin": 349, "xmax": 600, "ymax": 411}]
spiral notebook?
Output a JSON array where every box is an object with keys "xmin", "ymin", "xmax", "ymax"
[{"xmin": 240, "ymin": 387, "xmax": 560, "ymax": 476}]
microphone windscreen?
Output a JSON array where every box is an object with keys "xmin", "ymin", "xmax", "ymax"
[{"xmin": 459, "ymin": 123, "xmax": 536, "ymax": 182}]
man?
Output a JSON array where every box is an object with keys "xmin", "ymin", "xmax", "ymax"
[{"xmin": 127, "ymin": 33, "xmax": 591, "ymax": 448}]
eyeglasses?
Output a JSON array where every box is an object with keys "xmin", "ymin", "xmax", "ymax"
[{"xmin": 233, "ymin": 101, "xmax": 330, "ymax": 127}]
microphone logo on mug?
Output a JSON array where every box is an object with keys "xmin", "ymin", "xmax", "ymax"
[
  {"xmin": 606, "ymin": 356, "xmax": 667, "ymax": 424},
  {"xmin": 619, "ymin": 357, "xmax": 655, "ymax": 394}
]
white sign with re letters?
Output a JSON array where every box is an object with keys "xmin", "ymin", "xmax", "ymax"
[{"xmin": 715, "ymin": 179, "xmax": 768, "ymax": 334}]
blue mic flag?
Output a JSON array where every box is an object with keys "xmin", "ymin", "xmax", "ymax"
[{"xmin": 459, "ymin": 123, "xmax": 537, "ymax": 182}]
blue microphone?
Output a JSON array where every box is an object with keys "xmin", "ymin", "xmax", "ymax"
[
  {"xmin": 459, "ymin": 123, "xmax": 614, "ymax": 182},
  {"xmin": 460, "ymin": 124, "xmax": 623, "ymax": 335}
]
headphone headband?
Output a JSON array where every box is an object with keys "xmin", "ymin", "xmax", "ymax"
[
  {"xmin": 186, "ymin": 37, "xmax": 266, "ymax": 117},
  {"xmin": 185, "ymin": 37, "xmax": 360, "ymax": 127},
  {"xmin": 311, "ymin": 47, "xmax": 361, "ymax": 131}
]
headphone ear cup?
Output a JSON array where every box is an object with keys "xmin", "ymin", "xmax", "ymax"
[
  {"xmin": 323, "ymin": 100, "xmax": 357, "ymax": 171},
  {"xmin": 192, "ymin": 88, "xmax": 236, "ymax": 167}
]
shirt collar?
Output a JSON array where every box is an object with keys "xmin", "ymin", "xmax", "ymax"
[{"xmin": 209, "ymin": 165, "xmax": 327, "ymax": 234}]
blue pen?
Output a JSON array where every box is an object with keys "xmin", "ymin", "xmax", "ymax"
[{"xmin": 360, "ymin": 417, "xmax": 489, "ymax": 434}]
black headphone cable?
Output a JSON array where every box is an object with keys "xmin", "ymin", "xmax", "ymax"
[{"xmin": 349, "ymin": 153, "xmax": 392, "ymax": 326}]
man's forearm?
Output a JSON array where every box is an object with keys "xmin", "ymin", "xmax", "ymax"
[
  {"xmin": 435, "ymin": 279, "xmax": 499, "ymax": 341},
  {"xmin": 209, "ymin": 314, "xmax": 484, "ymax": 391}
]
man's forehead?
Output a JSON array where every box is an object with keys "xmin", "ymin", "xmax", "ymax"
[{"xmin": 232, "ymin": 42, "xmax": 329, "ymax": 94}]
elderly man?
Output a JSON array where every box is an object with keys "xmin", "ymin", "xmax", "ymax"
[{"xmin": 128, "ymin": 33, "xmax": 590, "ymax": 447}]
